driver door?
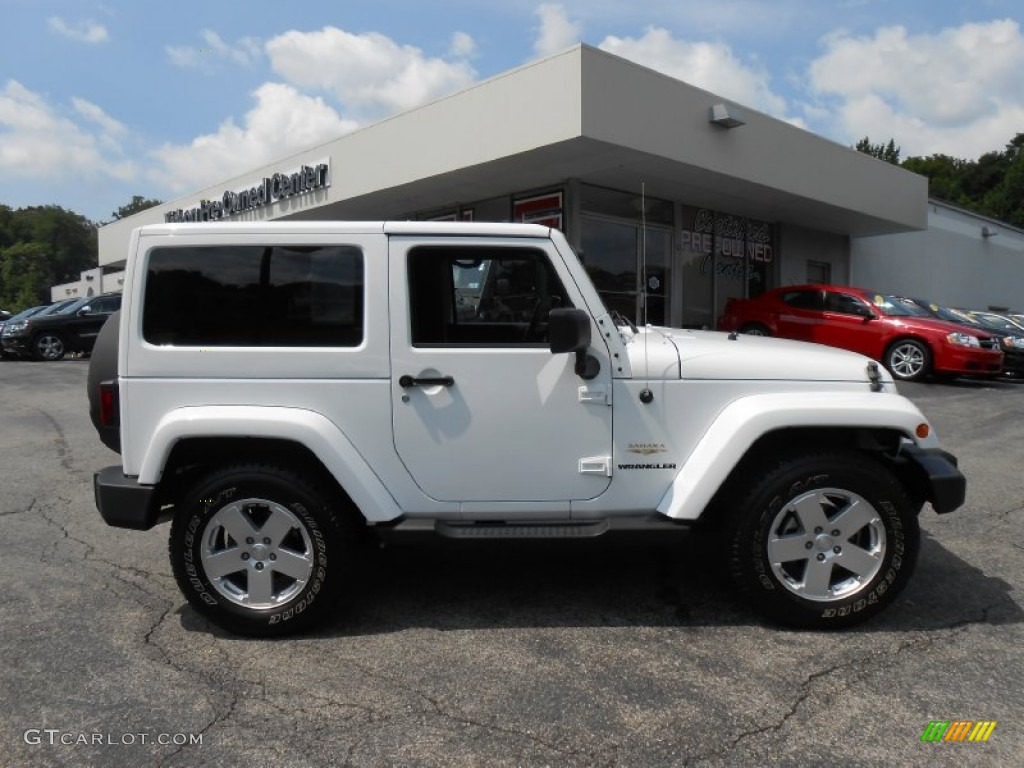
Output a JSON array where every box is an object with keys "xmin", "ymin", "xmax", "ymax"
[{"xmin": 389, "ymin": 237, "xmax": 613, "ymax": 504}]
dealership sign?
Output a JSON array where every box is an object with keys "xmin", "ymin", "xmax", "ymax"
[{"xmin": 164, "ymin": 161, "xmax": 330, "ymax": 223}]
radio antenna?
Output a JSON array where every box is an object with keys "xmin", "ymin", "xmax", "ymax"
[{"xmin": 639, "ymin": 182, "xmax": 653, "ymax": 404}]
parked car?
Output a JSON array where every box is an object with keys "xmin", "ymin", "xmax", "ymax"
[
  {"xmin": 1, "ymin": 305, "xmax": 49, "ymax": 358},
  {"xmin": 718, "ymin": 284, "xmax": 1003, "ymax": 381},
  {"xmin": 1, "ymin": 294, "xmax": 121, "ymax": 361},
  {"xmin": 0, "ymin": 310, "xmax": 12, "ymax": 358},
  {"xmin": 0, "ymin": 310, "xmax": 10, "ymax": 350},
  {"xmin": 895, "ymin": 299, "xmax": 1024, "ymax": 377},
  {"xmin": 961, "ymin": 309, "xmax": 1024, "ymax": 335},
  {"xmin": 2, "ymin": 300, "xmax": 81, "ymax": 357}
]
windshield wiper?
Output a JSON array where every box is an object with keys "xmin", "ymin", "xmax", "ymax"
[{"xmin": 610, "ymin": 308, "xmax": 639, "ymax": 334}]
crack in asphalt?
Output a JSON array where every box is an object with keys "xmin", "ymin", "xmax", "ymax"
[
  {"xmin": 35, "ymin": 407, "xmax": 83, "ymax": 477},
  {"xmin": 333, "ymin": 658, "xmax": 614, "ymax": 766},
  {"xmin": 681, "ymin": 600, "xmax": 1009, "ymax": 765},
  {"xmin": 1, "ymin": 497, "xmax": 36, "ymax": 518},
  {"xmin": 981, "ymin": 502, "xmax": 1024, "ymax": 536},
  {"xmin": 159, "ymin": 689, "xmax": 239, "ymax": 767},
  {"xmin": 34, "ymin": 490, "xmax": 171, "ymax": 600},
  {"xmin": 141, "ymin": 607, "xmax": 244, "ymax": 766}
]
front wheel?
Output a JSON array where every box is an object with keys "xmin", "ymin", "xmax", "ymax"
[
  {"xmin": 727, "ymin": 452, "xmax": 919, "ymax": 628},
  {"xmin": 885, "ymin": 339, "xmax": 931, "ymax": 381},
  {"xmin": 739, "ymin": 323, "xmax": 770, "ymax": 337},
  {"xmin": 33, "ymin": 332, "xmax": 66, "ymax": 361},
  {"xmin": 169, "ymin": 464, "xmax": 355, "ymax": 636}
]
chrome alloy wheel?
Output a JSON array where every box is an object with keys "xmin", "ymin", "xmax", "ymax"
[
  {"xmin": 200, "ymin": 498, "xmax": 314, "ymax": 609},
  {"xmin": 765, "ymin": 488, "xmax": 886, "ymax": 602},
  {"xmin": 35, "ymin": 334, "xmax": 65, "ymax": 360},
  {"xmin": 888, "ymin": 342, "xmax": 926, "ymax": 379}
]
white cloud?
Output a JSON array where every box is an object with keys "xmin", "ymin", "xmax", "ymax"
[
  {"xmin": 72, "ymin": 97, "xmax": 127, "ymax": 139},
  {"xmin": 808, "ymin": 19, "xmax": 1024, "ymax": 157},
  {"xmin": 48, "ymin": 16, "xmax": 109, "ymax": 44},
  {"xmin": 449, "ymin": 31, "xmax": 477, "ymax": 59},
  {"xmin": 149, "ymin": 83, "xmax": 357, "ymax": 192},
  {"xmin": 167, "ymin": 29, "xmax": 262, "ymax": 70},
  {"xmin": 598, "ymin": 27, "xmax": 789, "ymax": 116},
  {"xmin": 534, "ymin": 4, "xmax": 582, "ymax": 57},
  {"xmin": 265, "ymin": 26, "xmax": 477, "ymax": 119},
  {"xmin": 0, "ymin": 80, "xmax": 133, "ymax": 180}
]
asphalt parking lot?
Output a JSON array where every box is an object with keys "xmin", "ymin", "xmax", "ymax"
[{"xmin": 1, "ymin": 359, "xmax": 1021, "ymax": 767}]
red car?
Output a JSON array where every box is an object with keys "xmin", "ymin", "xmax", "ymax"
[{"xmin": 718, "ymin": 284, "xmax": 1004, "ymax": 381}]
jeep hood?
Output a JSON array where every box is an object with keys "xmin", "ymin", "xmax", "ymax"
[{"xmin": 624, "ymin": 326, "xmax": 889, "ymax": 383}]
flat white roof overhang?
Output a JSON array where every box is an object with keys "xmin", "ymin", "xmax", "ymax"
[{"xmin": 100, "ymin": 45, "xmax": 926, "ymax": 266}]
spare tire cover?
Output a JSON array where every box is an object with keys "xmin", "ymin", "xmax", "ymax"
[{"xmin": 88, "ymin": 310, "xmax": 121, "ymax": 453}]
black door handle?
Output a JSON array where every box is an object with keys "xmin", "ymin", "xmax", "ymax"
[{"xmin": 399, "ymin": 374, "xmax": 455, "ymax": 388}]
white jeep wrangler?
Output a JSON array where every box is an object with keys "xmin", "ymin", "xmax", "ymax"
[{"xmin": 90, "ymin": 221, "xmax": 965, "ymax": 636}]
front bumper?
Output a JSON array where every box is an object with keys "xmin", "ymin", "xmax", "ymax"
[
  {"xmin": 934, "ymin": 346, "xmax": 1003, "ymax": 376},
  {"xmin": 1, "ymin": 334, "xmax": 28, "ymax": 354},
  {"xmin": 897, "ymin": 445, "xmax": 966, "ymax": 515},
  {"xmin": 999, "ymin": 348, "xmax": 1024, "ymax": 376},
  {"xmin": 94, "ymin": 466, "xmax": 163, "ymax": 530}
]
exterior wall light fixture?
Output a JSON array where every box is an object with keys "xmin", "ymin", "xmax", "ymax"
[{"xmin": 709, "ymin": 103, "xmax": 746, "ymax": 129}]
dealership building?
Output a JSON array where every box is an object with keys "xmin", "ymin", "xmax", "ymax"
[{"xmin": 85, "ymin": 45, "xmax": 1020, "ymax": 322}]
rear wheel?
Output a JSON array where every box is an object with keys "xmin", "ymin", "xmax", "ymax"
[
  {"xmin": 739, "ymin": 323, "xmax": 770, "ymax": 336},
  {"xmin": 727, "ymin": 452, "xmax": 919, "ymax": 628},
  {"xmin": 885, "ymin": 339, "xmax": 931, "ymax": 381},
  {"xmin": 169, "ymin": 464, "xmax": 355, "ymax": 636}
]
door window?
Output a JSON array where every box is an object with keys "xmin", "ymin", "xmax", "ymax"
[
  {"xmin": 408, "ymin": 246, "xmax": 570, "ymax": 346},
  {"xmin": 780, "ymin": 290, "xmax": 824, "ymax": 311},
  {"xmin": 825, "ymin": 291, "xmax": 870, "ymax": 316}
]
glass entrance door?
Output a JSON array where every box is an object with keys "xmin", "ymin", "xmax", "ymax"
[{"xmin": 580, "ymin": 215, "xmax": 671, "ymax": 326}]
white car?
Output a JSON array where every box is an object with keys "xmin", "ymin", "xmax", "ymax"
[{"xmin": 90, "ymin": 221, "xmax": 965, "ymax": 636}]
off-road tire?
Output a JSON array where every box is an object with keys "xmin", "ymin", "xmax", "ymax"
[
  {"xmin": 727, "ymin": 452, "xmax": 919, "ymax": 629},
  {"xmin": 169, "ymin": 464, "xmax": 356, "ymax": 636}
]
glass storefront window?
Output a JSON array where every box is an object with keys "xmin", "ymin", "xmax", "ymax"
[
  {"xmin": 580, "ymin": 215, "xmax": 670, "ymax": 326},
  {"xmin": 680, "ymin": 206, "xmax": 774, "ymax": 328},
  {"xmin": 580, "ymin": 185, "xmax": 674, "ymax": 226},
  {"xmin": 582, "ymin": 217, "xmax": 637, "ymax": 319}
]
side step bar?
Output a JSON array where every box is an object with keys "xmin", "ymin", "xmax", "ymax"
[
  {"xmin": 376, "ymin": 515, "xmax": 692, "ymax": 539},
  {"xmin": 436, "ymin": 520, "xmax": 611, "ymax": 539}
]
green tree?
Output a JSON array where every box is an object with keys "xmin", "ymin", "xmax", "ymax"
[
  {"xmin": 983, "ymin": 135, "xmax": 1024, "ymax": 228},
  {"xmin": 0, "ymin": 242, "xmax": 54, "ymax": 310},
  {"xmin": 111, "ymin": 195, "xmax": 162, "ymax": 221},
  {"xmin": 0, "ymin": 204, "xmax": 14, "ymax": 249},
  {"xmin": 0, "ymin": 205, "xmax": 97, "ymax": 311},
  {"xmin": 855, "ymin": 137, "xmax": 901, "ymax": 164},
  {"xmin": 900, "ymin": 154, "xmax": 968, "ymax": 203}
]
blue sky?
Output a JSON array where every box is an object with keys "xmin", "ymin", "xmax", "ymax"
[{"xmin": 2, "ymin": 0, "xmax": 1022, "ymax": 223}]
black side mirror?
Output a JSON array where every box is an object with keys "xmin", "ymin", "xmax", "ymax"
[
  {"xmin": 549, "ymin": 308, "xmax": 590, "ymax": 353},
  {"xmin": 548, "ymin": 308, "xmax": 600, "ymax": 379},
  {"xmin": 77, "ymin": 306, "xmax": 93, "ymax": 316}
]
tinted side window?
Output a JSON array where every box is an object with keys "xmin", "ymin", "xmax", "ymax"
[
  {"xmin": 144, "ymin": 245, "xmax": 363, "ymax": 346},
  {"xmin": 94, "ymin": 296, "xmax": 121, "ymax": 313},
  {"xmin": 780, "ymin": 290, "xmax": 823, "ymax": 310},
  {"xmin": 408, "ymin": 246, "xmax": 569, "ymax": 346},
  {"xmin": 825, "ymin": 292, "xmax": 870, "ymax": 316}
]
